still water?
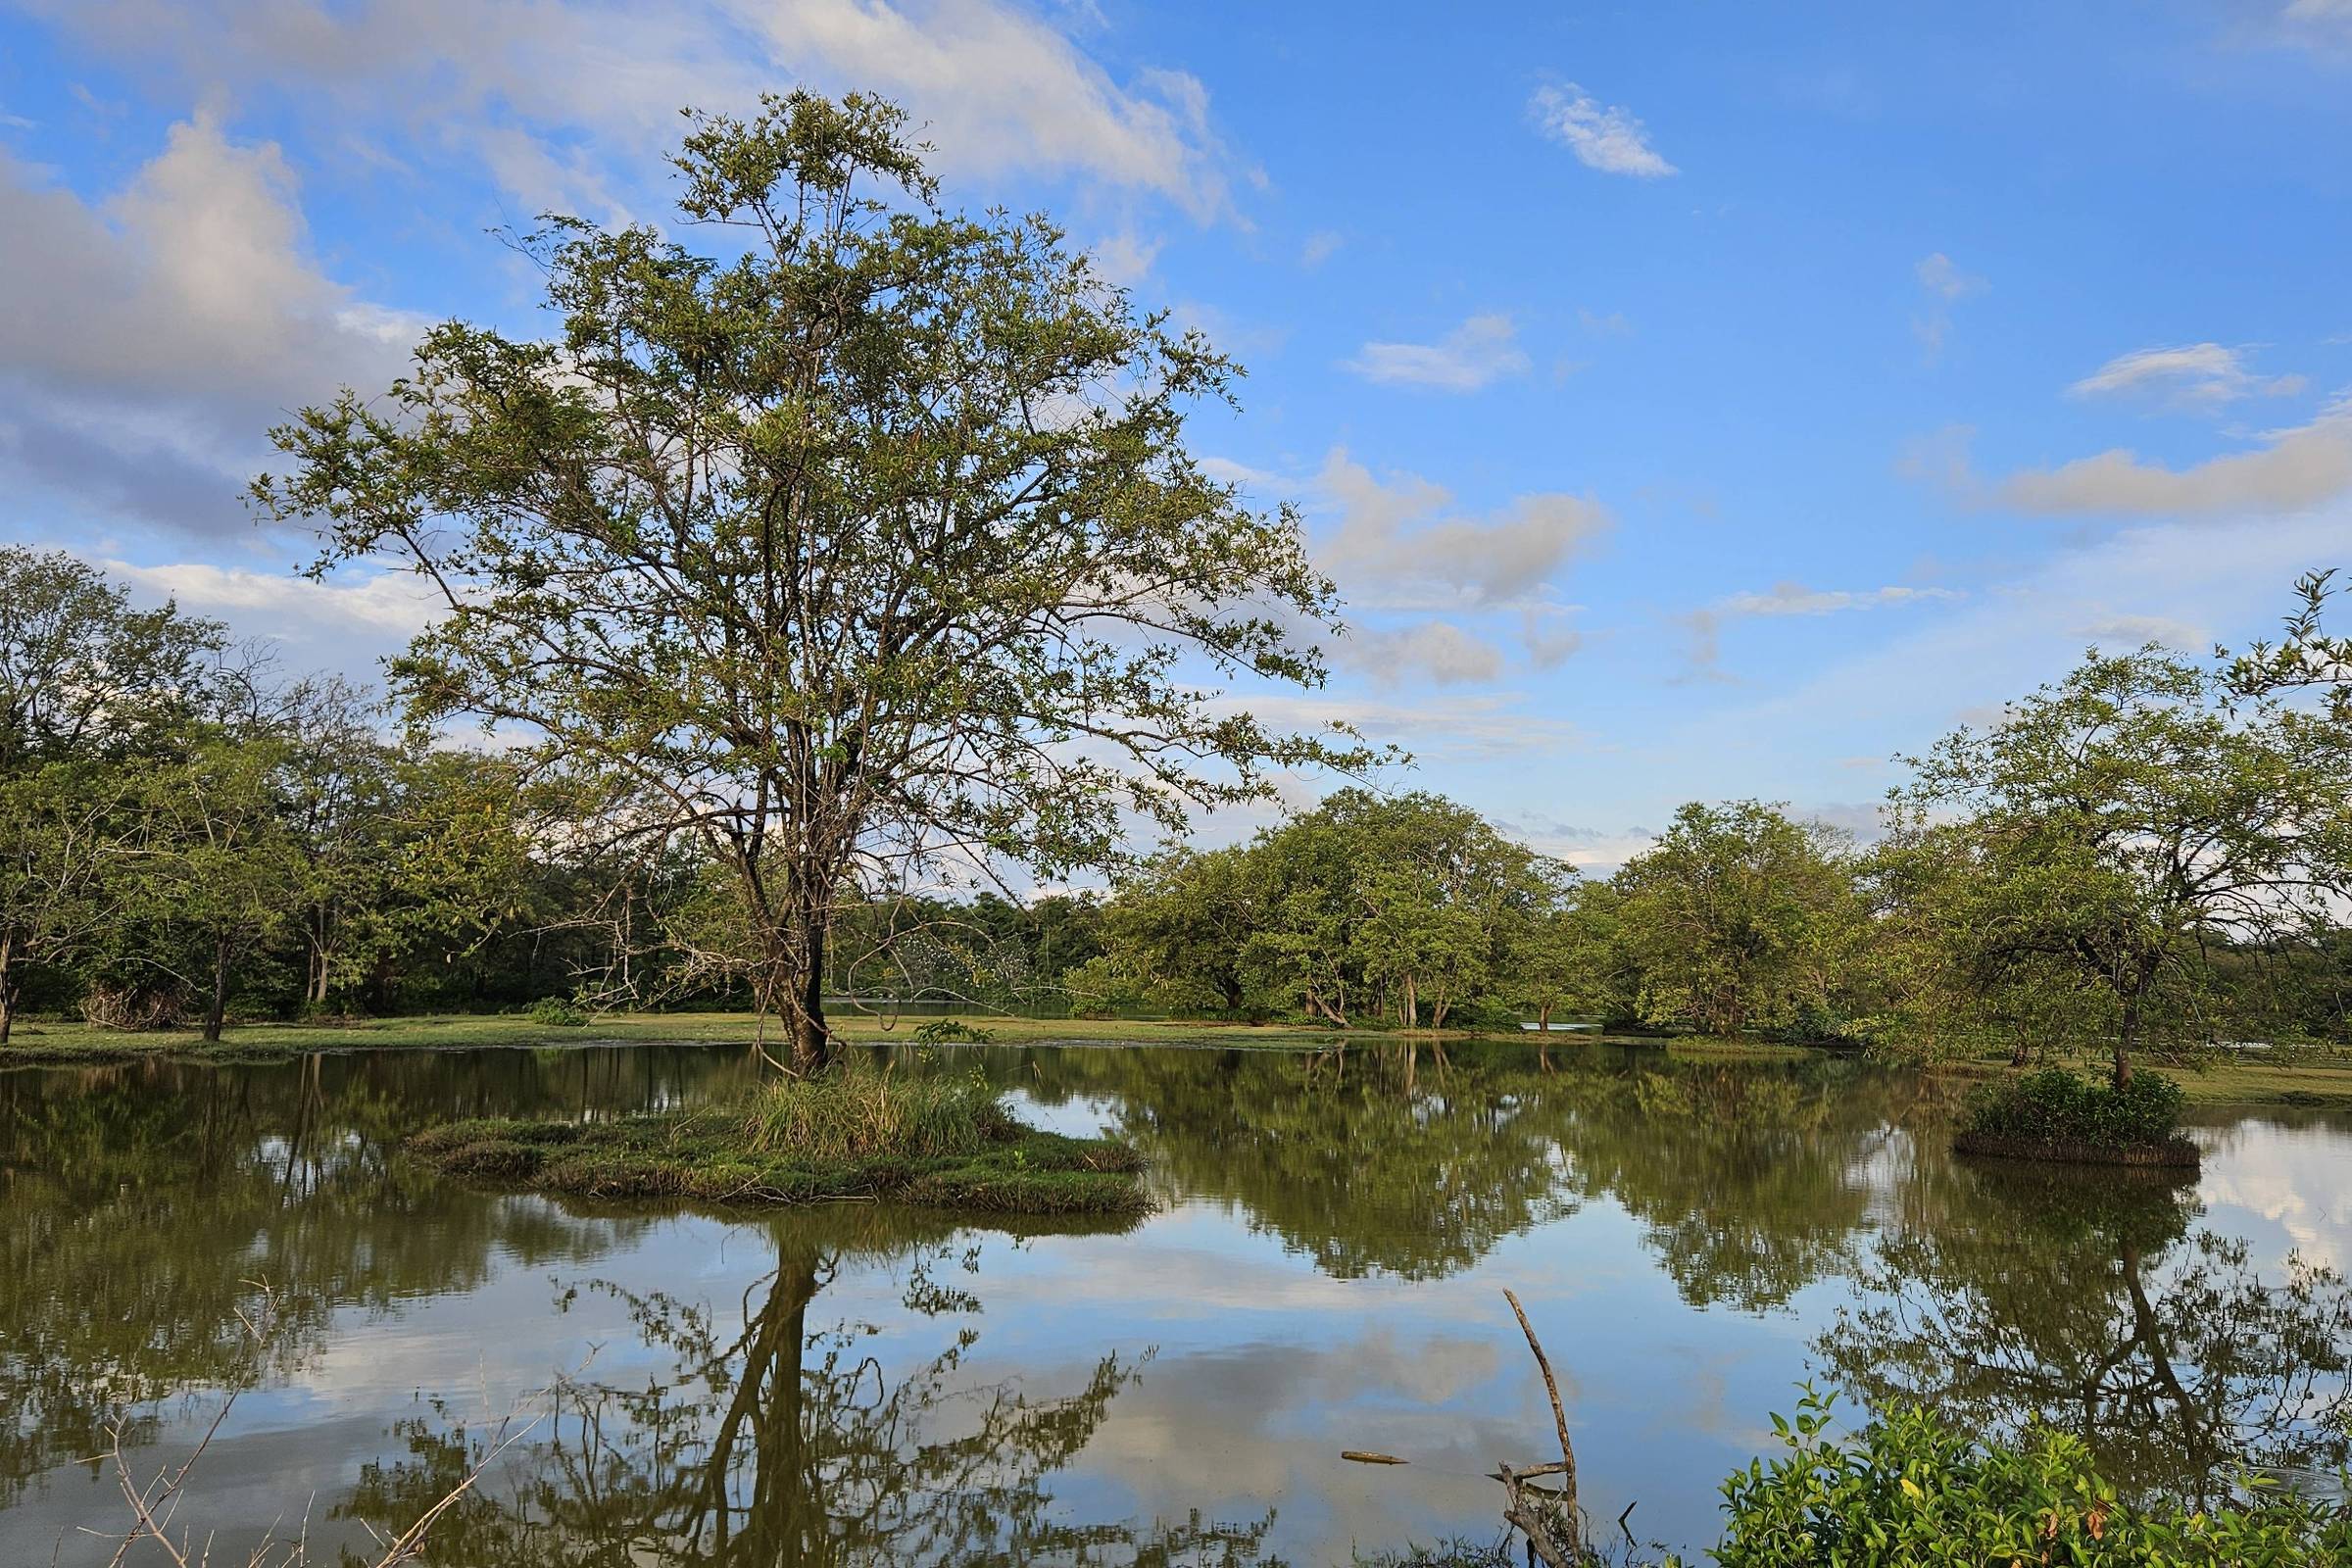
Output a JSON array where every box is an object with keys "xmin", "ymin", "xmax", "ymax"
[{"xmin": 3, "ymin": 1041, "xmax": 2348, "ymax": 1564}]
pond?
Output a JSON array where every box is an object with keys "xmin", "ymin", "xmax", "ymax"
[{"xmin": 3, "ymin": 1041, "xmax": 2349, "ymax": 1564}]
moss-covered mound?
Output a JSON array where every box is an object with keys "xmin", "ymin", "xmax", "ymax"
[{"xmin": 406, "ymin": 1062, "xmax": 1149, "ymax": 1216}]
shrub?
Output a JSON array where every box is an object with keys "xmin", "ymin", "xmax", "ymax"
[
  {"xmin": 744, "ymin": 1058, "xmax": 1014, "ymax": 1162},
  {"xmin": 1959, "ymin": 1066, "xmax": 2189, "ymax": 1153},
  {"xmin": 528, "ymin": 998, "xmax": 589, "ymax": 1027},
  {"xmin": 911, "ymin": 1017, "xmax": 997, "ymax": 1044},
  {"xmin": 1711, "ymin": 1390, "xmax": 2349, "ymax": 1567}
]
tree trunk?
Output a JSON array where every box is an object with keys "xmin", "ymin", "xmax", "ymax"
[
  {"xmin": 1538, "ymin": 1002, "xmax": 1553, "ymax": 1032},
  {"xmin": 204, "ymin": 932, "xmax": 231, "ymax": 1043},
  {"xmin": 0, "ymin": 931, "xmax": 18, "ymax": 1047},
  {"xmin": 787, "ymin": 911, "xmax": 833, "ymax": 1076},
  {"xmin": 2114, "ymin": 958, "xmax": 2155, "ymax": 1091},
  {"xmin": 1402, "ymin": 974, "xmax": 1418, "ymax": 1031}
]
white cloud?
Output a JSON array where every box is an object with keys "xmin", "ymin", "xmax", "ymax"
[
  {"xmin": 1091, "ymin": 228, "xmax": 1161, "ymax": 286},
  {"xmin": 0, "ymin": 113, "xmax": 416, "ymax": 535},
  {"xmin": 1912, "ymin": 252, "xmax": 1984, "ymax": 361},
  {"xmin": 1529, "ymin": 82, "xmax": 1677, "ymax": 177},
  {"xmin": 1997, "ymin": 396, "xmax": 2352, "ymax": 516},
  {"xmin": 2069, "ymin": 343, "xmax": 2306, "ymax": 409},
  {"xmin": 104, "ymin": 559, "xmax": 442, "ymax": 635},
  {"xmin": 1315, "ymin": 448, "xmax": 1610, "ymax": 610},
  {"xmin": 1299, "ymin": 229, "xmax": 1344, "ymax": 269},
  {"xmin": 24, "ymin": 0, "xmax": 1240, "ymax": 220},
  {"xmin": 1342, "ymin": 313, "xmax": 1531, "ymax": 393},
  {"xmin": 1332, "ymin": 619, "xmax": 1507, "ymax": 686}
]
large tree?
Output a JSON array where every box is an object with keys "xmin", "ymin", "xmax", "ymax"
[
  {"xmin": 1611, "ymin": 800, "xmax": 1861, "ymax": 1038},
  {"xmin": 1902, "ymin": 645, "xmax": 2352, "ymax": 1088},
  {"xmin": 255, "ymin": 92, "xmax": 1358, "ymax": 1072}
]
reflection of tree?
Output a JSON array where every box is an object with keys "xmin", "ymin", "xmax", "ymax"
[
  {"xmin": 1546, "ymin": 1059, "xmax": 1898, "ymax": 1313},
  {"xmin": 1005, "ymin": 1042, "xmax": 1899, "ymax": 1305},
  {"xmin": 1815, "ymin": 1160, "xmax": 2352, "ymax": 1504},
  {"xmin": 332, "ymin": 1205, "xmax": 1269, "ymax": 1567},
  {"xmin": 0, "ymin": 1055, "xmax": 659, "ymax": 1502}
]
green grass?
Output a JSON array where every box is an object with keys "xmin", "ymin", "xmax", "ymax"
[
  {"xmin": 407, "ymin": 1057, "xmax": 1149, "ymax": 1216},
  {"xmin": 0, "ymin": 1008, "xmax": 1564, "ymax": 1064}
]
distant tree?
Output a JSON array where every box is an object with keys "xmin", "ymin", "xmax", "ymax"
[
  {"xmin": 257, "ymin": 92, "xmax": 1361, "ymax": 1073},
  {"xmin": 1612, "ymin": 800, "xmax": 1861, "ymax": 1038},
  {"xmin": 0, "ymin": 550, "xmax": 230, "ymax": 1041},
  {"xmin": 1903, "ymin": 645, "xmax": 2352, "ymax": 1088},
  {"xmin": 1102, "ymin": 846, "xmax": 1260, "ymax": 1013},
  {"xmin": 1508, "ymin": 878, "xmax": 1627, "ymax": 1032},
  {"xmin": 122, "ymin": 731, "xmax": 308, "ymax": 1041}
]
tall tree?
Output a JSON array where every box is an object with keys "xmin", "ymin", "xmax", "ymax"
[
  {"xmin": 256, "ymin": 92, "xmax": 1358, "ymax": 1073},
  {"xmin": 1903, "ymin": 645, "xmax": 2352, "ymax": 1087}
]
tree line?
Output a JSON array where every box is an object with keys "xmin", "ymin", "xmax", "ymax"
[{"xmin": 8, "ymin": 92, "xmax": 2350, "ymax": 1087}]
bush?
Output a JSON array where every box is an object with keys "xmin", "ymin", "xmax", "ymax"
[
  {"xmin": 1959, "ymin": 1066, "xmax": 2190, "ymax": 1156},
  {"xmin": 911, "ymin": 1017, "xmax": 997, "ymax": 1044},
  {"xmin": 744, "ymin": 1058, "xmax": 1014, "ymax": 1162},
  {"xmin": 1711, "ymin": 1391, "xmax": 2349, "ymax": 1567},
  {"xmin": 528, "ymin": 998, "xmax": 589, "ymax": 1027}
]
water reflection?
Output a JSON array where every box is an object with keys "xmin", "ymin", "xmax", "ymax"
[
  {"xmin": 1, "ymin": 1041, "xmax": 2347, "ymax": 1563},
  {"xmin": 1816, "ymin": 1157, "xmax": 2352, "ymax": 1504}
]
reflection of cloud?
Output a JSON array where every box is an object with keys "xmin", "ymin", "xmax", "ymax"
[{"xmin": 2195, "ymin": 1119, "xmax": 2352, "ymax": 1272}]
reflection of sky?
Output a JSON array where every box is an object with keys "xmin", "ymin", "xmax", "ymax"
[{"xmin": 10, "ymin": 1064, "xmax": 2352, "ymax": 1568}]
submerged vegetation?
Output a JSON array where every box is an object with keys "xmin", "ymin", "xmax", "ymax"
[{"xmin": 407, "ymin": 1058, "xmax": 1148, "ymax": 1216}]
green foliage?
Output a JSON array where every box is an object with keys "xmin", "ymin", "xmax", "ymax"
[
  {"xmin": 1710, "ymin": 1391, "xmax": 2350, "ymax": 1567},
  {"xmin": 527, "ymin": 998, "xmax": 589, "ymax": 1027},
  {"xmin": 1962, "ymin": 1067, "xmax": 2188, "ymax": 1149},
  {"xmin": 1899, "ymin": 644, "xmax": 2352, "ymax": 1087},
  {"xmin": 1611, "ymin": 801, "xmax": 1862, "ymax": 1039}
]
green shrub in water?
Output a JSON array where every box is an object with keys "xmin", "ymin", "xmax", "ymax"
[
  {"xmin": 744, "ymin": 1057, "xmax": 1013, "ymax": 1162},
  {"xmin": 528, "ymin": 998, "xmax": 589, "ymax": 1027},
  {"xmin": 1709, "ymin": 1390, "xmax": 2349, "ymax": 1567},
  {"xmin": 1958, "ymin": 1066, "xmax": 2193, "ymax": 1160}
]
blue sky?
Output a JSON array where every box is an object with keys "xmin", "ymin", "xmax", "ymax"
[{"xmin": 3, "ymin": 1, "xmax": 2349, "ymax": 869}]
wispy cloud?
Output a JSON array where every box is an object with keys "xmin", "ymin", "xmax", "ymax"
[
  {"xmin": 1682, "ymin": 581, "xmax": 1963, "ymax": 680},
  {"xmin": 1912, "ymin": 252, "xmax": 1985, "ymax": 362},
  {"xmin": 2068, "ymin": 343, "xmax": 2306, "ymax": 409},
  {"xmin": 1529, "ymin": 82, "xmax": 1677, "ymax": 177},
  {"xmin": 1342, "ymin": 313, "xmax": 1530, "ymax": 392}
]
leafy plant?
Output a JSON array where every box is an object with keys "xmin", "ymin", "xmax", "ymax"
[
  {"xmin": 1961, "ymin": 1066, "xmax": 2186, "ymax": 1149},
  {"xmin": 1709, "ymin": 1389, "xmax": 2350, "ymax": 1567},
  {"xmin": 527, "ymin": 998, "xmax": 588, "ymax": 1028}
]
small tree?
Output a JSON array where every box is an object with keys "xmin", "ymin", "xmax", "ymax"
[
  {"xmin": 256, "ymin": 93, "xmax": 1361, "ymax": 1072},
  {"xmin": 1903, "ymin": 645, "xmax": 2352, "ymax": 1088}
]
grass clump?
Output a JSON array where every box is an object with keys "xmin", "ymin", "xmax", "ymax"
[
  {"xmin": 1955, "ymin": 1066, "xmax": 2199, "ymax": 1166},
  {"xmin": 408, "ymin": 1059, "xmax": 1148, "ymax": 1217},
  {"xmin": 527, "ymin": 998, "xmax": 589, "ymax": 1027},
  {"xmin": 744, "ymin": 1059, "xmax": 1012, "ymax": 1161}
]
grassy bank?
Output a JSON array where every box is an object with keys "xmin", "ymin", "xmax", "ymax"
[{"xmin": 408, "ymin": 1059, "xmax": 1149, "ymax": 1216}]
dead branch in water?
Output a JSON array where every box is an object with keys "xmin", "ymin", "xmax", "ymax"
[{"xmin": 1494, "ymin": 1288, "xmax": 1585, "ymax": 1567}]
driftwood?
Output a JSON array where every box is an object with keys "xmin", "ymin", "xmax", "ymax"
[
  {"xmin": 1341, "ymin": 1449, "xmax": 1409, "ymax": 1465},
  {"xmin": 1494, "ymin": 1288, "xmax": 1586, "ymax": 1568}
]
